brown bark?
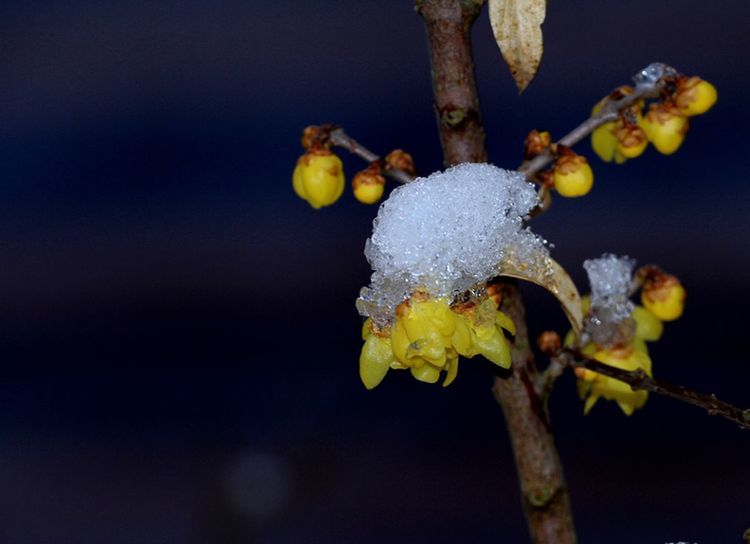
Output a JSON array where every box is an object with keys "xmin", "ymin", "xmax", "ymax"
[
  {"xmin": 417, "ymin": 0, "xmax": 487, "ymax": 166},
  {"xmin": 417, "ymin": 2, "xmax": 577, "ymax": 542},
  {"xmin": 493, "ymin": 285, "xmax": 576, "ymax": 543}
]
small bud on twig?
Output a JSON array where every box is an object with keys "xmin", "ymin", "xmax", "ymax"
[
  {"xmin": 352, "ymin": 162, "xmax": 386, "ymax": 205},
  {"xmin": 524, "ymin": 130, "xmax": 552, "ymax": 160},
  {"xmin": 537, "ymin": 331, "xmax": 561, "ymax": 356},
  {"xmin": 301, "ymin": 124, "xmax": 334, "ymax": 150},
  {"xmin": 385, "ymin": 149, "xmax": 416, "ymax": 176}
]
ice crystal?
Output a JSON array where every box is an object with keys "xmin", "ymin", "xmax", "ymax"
[
  {"xmin": 632, "ymin": 62, "xmax": 678, "ymax": 89},
  {"xmin": 583, "ymin": 254, "xmax": 636, "ymax": 347}
]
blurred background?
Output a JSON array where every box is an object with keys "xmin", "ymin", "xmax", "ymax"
[{"xmin": 0, "ymin": 1, "xmax": 748, "ymax": 542}]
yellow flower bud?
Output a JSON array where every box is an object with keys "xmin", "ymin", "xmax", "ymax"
[
  {"xmin": 579, "ymin": 345, "xmax": 652, "ymax": 416},
  {"xmin": 615, "ymin": 125, "xmax": 648, "ymax": 159},
  {"xmin": 390, "ymin": 297, "xmax": 455, "ymax": 370},
  {"xmin": 591, "ymin": 121, "xmax": 620, "ymax": 162},
  {"xmin": 292, "ymin": 149, "xmax": 345, "ymax": 209},
  {"xmin": 590, "ymin": 97, "xmax": 617, "ymax": 163},
  {"xmin": 352, "ymin": 168, "xmax": 385, "ymax": 205},
  {"xmin": 524, "ymin": 129, "xmax": 552, "ymax": 160},
  {"xmin": 359, "ymin": 333, "xmax": 396, "ymax": 390},
  {"xmin": 553, "ymin": 154, "xmax": 594, "ymax": 197},
  {"xmin": 631, "ymin": 305, "xmax": 664, "ymax": 341},
  {"xmin": 642, "ymin": 104, "xmax": 689, "ymax": 155},
  {"xmin": 641, "ymin": 274, "xmax": 686, "ymax": 321},
  {"xmin": 590, "ymin": 89, "xmax": 642, "ymax": 164},
  {"xmin": 675, "ymin": 77, "xmax": 718, "ymax": 117},
  {"xmin": 385, "ymin": 149, "xmax": 416, "ymax": 176},
  {"xmin": 462, "ymin": 300, "xmax": 512, "ymax": 369}
]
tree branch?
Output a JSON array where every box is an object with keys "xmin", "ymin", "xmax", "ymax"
[
  {"xmin": 329, "ymin": 128, "xmax": 415, "ymax": 184},
  {"xmin": 417, "ymin": 0, "xmax": 487, "ymax": 166},
  {"xmin": 519, "ymin": 63, "xmax": 671, "ymax": 178},
  {"xmin": 416, "ymin": 1, "xmax": 577, "ymax": 542},
  {"xmin": 555, "ymin": 349, "xmax": 750, "ymax": 430}
]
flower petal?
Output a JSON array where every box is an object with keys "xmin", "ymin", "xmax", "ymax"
[{"xmin": 359, "ymin": 335, "xmax": 394, "ymax": 389}]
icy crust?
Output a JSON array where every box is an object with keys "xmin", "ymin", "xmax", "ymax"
[
  {"xmin": 583, "ymin": 254, "xmax": 636, "ymax": 347},
  {"xmin": 356, "ymin": 163, "xmax": 547, "ymax": 326}
]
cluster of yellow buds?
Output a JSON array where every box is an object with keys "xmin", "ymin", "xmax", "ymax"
[
  {"xmin": 293, "ymin": 125, "xmax": 416, "ymax": 209},
  {"xmin": 569, "ymin": 270, "xmax": 686, "ymax": 416},
  {"xmin": 359, "ymin": 289, "xmax": 516, "ymax": 389},
  {"xmin": 591, "ymin": 76, "xmax": 717, "ymax": 163},
  {"xmin": 352, "ymin": 150, "xmax": 415, "ymax": 205}
]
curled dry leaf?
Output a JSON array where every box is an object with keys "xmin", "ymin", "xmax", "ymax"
[
  {"xmin": 497, "ymin": 254, "xmax": 584, "ymax": 336},
  {"xmin": 488, "ymin": 0, "xmax": 546, "ymax": 93}
]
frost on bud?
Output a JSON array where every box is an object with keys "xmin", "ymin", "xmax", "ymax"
[
  {"xmin": 385, "ymin": 149, "xmax": 416, "ymax": 177},
  {"xmin": 352, "ymin": 164, "xmax": 386, "ymax": 205},
  {"xmin": 293, "ymin": 148, "xmax": 345, "ymax": 209},
  {"xmin": 675, "ymin": 77, "xmax": 718, "ymax": 117},
  {"xmin": 642, "ymin": 104, "xmax": 689, "ymax": 155},
  {"xmin": 641, "ymin": 272, "xmax": 686, "ymax": 321},
  {"xmin": 616, "ymin": 125, "xmax": 648, "ymax": 159},
  {"xmin": 524, "ymin": 130, "xmax": 551, "ymax": 160},
  {"xmin": 553, "ymin": 152, "xmax": 594, "ymax": 197}
]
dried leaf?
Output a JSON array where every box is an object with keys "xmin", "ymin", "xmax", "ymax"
[
  {"xmin": 488, "ymin": 0, "xmax": 546, "ymax": 93},
  {"xmin": 497, "ymin": 254, "xmax": 584, "ymax": 336}
]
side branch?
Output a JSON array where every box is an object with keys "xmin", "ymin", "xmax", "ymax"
[
  {"xmin": 519, "ymin": 65, "xmax": 669, "ymax": 178},
  {"xmin": 417, "ymin": 0, "xmax": 487, "ymax": 165},
  {"xmin": 329, "ymin": 127, "xmax": 415, "ymax": 184},
  {"xmin": 556, "ymin": 350, "xmax": 750, "ymax": 430}
]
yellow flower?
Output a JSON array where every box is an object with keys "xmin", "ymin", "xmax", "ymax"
[
  {"xmin": 553, "ymin": 154, "xmax": 594, "ymax": 197},
  {"xmin": 453, "ymin": 299, "xmax": 514, "ymax": 369},
  {"xmin": 642, "ymin": 104, "xmax": 689, "ymax": 155},
  {"xmin": 358, "ymin": 293, "xmax": 516, "ymax": 388},
  {"xmin": 641, "ymin": 274, "xmax": 686, "ymax": 321},
  {"xmin": 359, "ymin": 328, "xmax": 397, "ymax": 390},
  {"xmin": 577, "ymin": 344, "xmax": 652, "ymax": 416},
  {"xmin": 615, "ymin": 125, "xmax": 649, "ymax": 159},
  {"xmin": 293, "ymin": 149, "xmax": 345, "ymax": 209},
  {"xmin": 566, "ymin": 297, "xmax": 663, "ymax": 415},
  {"xmin": 590, "ymin": 89, "xmax": 647, "ymax": 164},
  {"xmin": 675, "ymin": 77, "xmax": 717, "ymax": 117},
  {"xmin": 352, "ymin": 168, "xmax": 386, "ymax": 205},
  {"xmin": 631, "ymin": 305, "xmax": 663, "ymax": 341}
]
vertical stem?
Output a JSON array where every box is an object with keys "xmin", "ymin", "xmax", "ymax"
[
  {"xmin": 417, "ymin": 2, "xmax": 577, "ymax": 542},
  {"xmin": 493, "ymin": 285, "xmax": 576, "ymax": 543},
  {"xmin": 418, "ymin": 0, "xmax": 487, "ymax": 166}
]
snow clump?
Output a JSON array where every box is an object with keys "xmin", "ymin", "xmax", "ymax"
[
  {"xmin": 583, "ymin": 254, "xmax": 636, "ymax": 346},
  {"xmin": 356, "ymin": 163, "xmax": 548, "ymax": 326}
]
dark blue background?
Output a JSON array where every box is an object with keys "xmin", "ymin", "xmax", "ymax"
[{"xmin": 0, "ymin": 1, "xmax": 748, "ymax": 542}]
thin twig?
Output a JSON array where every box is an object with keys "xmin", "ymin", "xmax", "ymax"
[
  {"xmin": 329, "ymin": 128, "xmax": 415, "ymax": 184},
  {"xmin": 535, "ymin": 355, "xmax": 567, "ymax": 398},
  {"xmin": 553, "ymin": 350, "xmax": 750, "ymax": 430},
  {"xmin": 329, "ymin": 65, "xmax": 672, "ymax": 190},
  {"xmin": 518, "ymin": 78, "xmax": 666, "ymax": 178}
]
